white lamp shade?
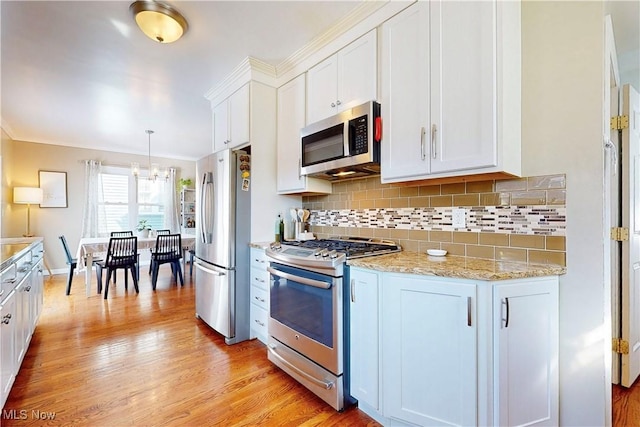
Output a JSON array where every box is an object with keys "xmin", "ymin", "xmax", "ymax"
[{"xmin": 13, "ymin": 187, "xmax": 43, "ymax": 204}]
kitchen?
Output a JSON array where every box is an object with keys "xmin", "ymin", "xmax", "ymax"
[{"xmin": 2, "ymin": 1, "xmax": 639, "ymax": 426}]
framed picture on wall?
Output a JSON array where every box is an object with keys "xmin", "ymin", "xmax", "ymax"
[{"xmin": 39, "ymin": 170, "xmax": 67, "ymax": 208}]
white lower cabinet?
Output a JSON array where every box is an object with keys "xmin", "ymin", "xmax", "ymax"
[
  {"xmin": 250, "ymin": 247, "xmax": 270, "ymax": 343},
  {"xmin": 0, "ymin": 290, "xmax": 17, "ymax": 408},
  {"xmin": 349, "ymin": 268, "xmax": 380, "ymax": 413},
  {"xmin": 493, "ymin": 279, "xmax": 559, "ymax": 427},
  {"xmin": 348, "ymin": 268, "xmax": 559, "ymax": 427}
]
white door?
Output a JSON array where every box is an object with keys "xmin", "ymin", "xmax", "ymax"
[
  {"xmin": 621, "ymin": 84, "xmax": 640, "ymax": 387},
  {"xmin": 380, "ymin": 2, "xmax": 431, "ymax": 181},
  {"xmin": 430, "ymin": 0, "xmax": 497, "ymax": 173},
  {"xmin": 337, "ymin": 30, "xmax": 377, "ymax": 112},
  {"xmin": 307, "ymin": 54, "xmax": 338, "ymax": 123},
  {"xmin": 382, "ymin": 274, "xmax": 477, "ymax": 426},
  {"xmin": 277, "ymin": 75, "xmax": 306, "ymax": 193},
  {"xmin": 212, "ymin": 99, "xmax": 229, "ymax": 152}
]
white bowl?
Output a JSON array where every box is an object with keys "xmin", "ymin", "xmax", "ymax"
[{"xmin": 427, "ymin": 249, "xmax": 447, "ymax": 257}]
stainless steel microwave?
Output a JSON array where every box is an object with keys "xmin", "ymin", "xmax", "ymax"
[{"xmin": 300, "ymin": 101, "xmax": 381, "ymax": 181}]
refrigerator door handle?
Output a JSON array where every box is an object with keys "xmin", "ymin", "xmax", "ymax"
[{"xmin": 195, "ymin": 260, "xmax": 226, "ymax": 276}]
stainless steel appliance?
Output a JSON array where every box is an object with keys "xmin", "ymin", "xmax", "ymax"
[
  {"xmin": 195, "ymin": 149, "xmax": 251, "ymax": 345},
  {"xmin": 300, "ymin": 101, "xmax": 382, "ymax": 181},
  {"xmin": 266, "ymin": 237, "xmax": 400, "ymax": 411}
]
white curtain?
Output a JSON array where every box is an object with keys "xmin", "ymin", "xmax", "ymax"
[
  {"xmin": 164, "ymin": 168, "xmax": 180, "ymax": 232},
  {"xmin": 80, "ymin": 160, "xmax": 102, "ymax": 238}
]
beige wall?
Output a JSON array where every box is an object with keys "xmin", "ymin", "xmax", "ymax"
[
  {"xmin": 521, "ymin": 1, "xmax": 607, "ymax": 425},
  {"xmin": 1, "ymin": 134, "xmax": 196, "ymax": 272}
]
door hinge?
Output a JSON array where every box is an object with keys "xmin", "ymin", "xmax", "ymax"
[
  {"xmin": 613, "ymin": 338, "xmax": 630, "ymax": 355},
  {"xmin": 611, "ymin": 227, "xmax": 629, "ymax": 241},
  {"xmin": 611, "ymin": 115, "xmax": 629, "ymax": 130}
]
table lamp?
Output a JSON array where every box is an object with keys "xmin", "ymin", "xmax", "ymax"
[{"xmin": 13, "ymin": 187, "xmax": 43, "ymax": 237}]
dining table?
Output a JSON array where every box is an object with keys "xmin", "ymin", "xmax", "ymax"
[{"xmin": 76, "ymin": 234, "xmax": 196, "ymax": 297}]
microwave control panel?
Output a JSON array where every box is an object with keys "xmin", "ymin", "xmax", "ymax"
[{"xmin": 349, "ymin": 115, "xmax": 369, "ymax": 155}]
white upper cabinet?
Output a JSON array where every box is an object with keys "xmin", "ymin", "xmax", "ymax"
[
  {"xmin": 276, "ymin": 74, "xmax": 332, "ymax": 194},
  {"xmin": 213, "ymin": 83, "xmax": 250, "ymax": 152},
  {"xmin": 307, "ymin": 30, "xmax": 377, "ymax": 124},
  {"xmin": 381, "ymin": 0, "xmax": 521, "ymax": 183}
]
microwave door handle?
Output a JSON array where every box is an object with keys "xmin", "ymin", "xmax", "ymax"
[
  {"xmin": 343, "ymin": 121, "xmax": 350, "ymax": 156},
  {"xmin": 267, "ymin": 267, "xmax": 331, "ymax": 290}
]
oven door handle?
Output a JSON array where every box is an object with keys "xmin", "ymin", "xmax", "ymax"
[
  {"xmin": 267, "ymin": 267, "xmax": 332, "ymax": 290},
  {"xmin": 268, "ymin": 344, "xmax": 334, "ymax": 390}
]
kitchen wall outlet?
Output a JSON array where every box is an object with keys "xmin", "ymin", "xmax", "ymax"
[{"xmin": 452, "ymin": 208, "xmax": 466, "ymax": 228}]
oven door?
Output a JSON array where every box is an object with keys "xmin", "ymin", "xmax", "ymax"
[{"xmin": 268, "ymin": 262, "xmax": 343, "ymax": 376}]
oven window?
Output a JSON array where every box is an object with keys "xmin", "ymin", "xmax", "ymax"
[
  {"xmin": 302, "ymin": 123, "xmax": 345, "ymax": 167},
  {"xmin": 270, "ymin": 264, "xmax": 335, "ymax": 348}
]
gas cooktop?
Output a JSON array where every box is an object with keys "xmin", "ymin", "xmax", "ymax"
[{"xmin": 282, "ymin": 236, "xmax": 401, "ymax": 259}]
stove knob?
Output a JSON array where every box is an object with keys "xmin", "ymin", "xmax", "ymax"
[
  {"xmin": 329, "ymin": 250, "xmax": 338, "ymax": 259},
  {"xmin": 314, "ymin": 250, "xmax": 322, "ymax": 257},
  {"xmin": 321, "ymin": 249, "xmax": 330, "ymax": 258}
]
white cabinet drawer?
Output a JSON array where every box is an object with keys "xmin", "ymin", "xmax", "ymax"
[
  {"xmin": 251, "ymin": 267, "xmax": 270, "ymax": 291},
  {"xmin": 250, "ymin": 303, "xmax": 268, "ymax": 344},
  {"xmin": 251, "ymin": 286, "xmax": 269, "ymax": 310},
  {"xmin": 250, "ymin": 249, "xmax": 269, "ymax": 268}
]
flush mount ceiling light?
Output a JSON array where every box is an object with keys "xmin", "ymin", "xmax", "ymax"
[{"xmin": 130, "ymin": 0, "xmax": 188, "ymax": 44}]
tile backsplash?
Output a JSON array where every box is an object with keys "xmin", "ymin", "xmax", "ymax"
[{"xmin": 302, "ymin": 174, "xmax": 567, "ymax": 266}]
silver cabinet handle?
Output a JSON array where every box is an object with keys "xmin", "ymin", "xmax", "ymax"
[
  {"xmin": 2, "ymin": 313, "xmax": 12, "ymax": 325},
  {"xmin": 330, "ymin": 102, "xmax": 336, "ymax": 108},
  {"xmin": 255, "ymin": 278, "xmax": 265, "ymax": 283},
  {"xmin": 298, "ymin": 158, "xmax": 302, "ymax": 180},
  {"xmin": 268, "ymin": 344, "xmax": 334, "ymax": 390},
  {"xmin": 254, "ymin": 296, "xmax": 266, "ymax": 303},
  {"xmin": 267, "ymin": 266, "xmax": 331, "ymax": 289},
  {"xmin": 467, "ymin": 297, "xmax": 472, "ymax": 327},
  {"xmin": 420, "ymin": 127, "xmax": 426, "ymax": 160},
  {"xmin": 254, "ymin": 319, "xmax": 265, "ymax": 327},
  {"xmin": 350, "ymin": 279, "xmax": 355, "ymax": 303},
  {"xmin": 254, "ymin": 258, "xmax": 265, "ymax": 264},
  {"xmin": 336, "ymin": 100, "xmax": 341, "ymax": 106},
  {"xmin": 431, "ymin": 124, "xmax": 437, "ymax": 159}
]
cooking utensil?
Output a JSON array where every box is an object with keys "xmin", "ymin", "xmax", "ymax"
[
  {"xmin": 290, "ymin": 208, "xmax": 298, "ymax": 222},
  {"xmin": 303, "ymin": 209, "xmax": 310, "ymax": 222},
  {"xmin": 297, "ymin": 209, "xmax": 305, "ymax": 223}
]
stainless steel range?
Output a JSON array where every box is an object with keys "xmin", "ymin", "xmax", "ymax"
[{"xmin": 265, "ymin": 237, "xmax": 400, "ymax": 411}]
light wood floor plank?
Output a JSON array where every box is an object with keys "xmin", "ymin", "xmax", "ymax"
[{"xmin": 2, "ymin": 269, "xmax": 378, "ymax": 426}]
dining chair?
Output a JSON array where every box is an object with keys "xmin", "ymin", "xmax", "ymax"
[
  {"xmin": 150, "ymin": 234, "xmax": 184, "ymax": 290},
  {"xmin": 148, "ymin": 229, "xmax": 171, "ymax": 274},
  {"xmin": 109, "ymin": 231, "xmax": 138, "ymax": 281},
  {"xmin": 59, "ymin": 235, "xmax": 103, "ymax": 296},
  {"xmin": 96, "ymin": 236, "xmax": 139, "ymax": 299},
  {"xmin": 110, "ymin": 231, "xmax": 133, "ymax": 237}
]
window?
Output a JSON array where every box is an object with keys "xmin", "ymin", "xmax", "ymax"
[{"xmin": 97, "ymin": 166, "xmax": 165, "ymax": 236}]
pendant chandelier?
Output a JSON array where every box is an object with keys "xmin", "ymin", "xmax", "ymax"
[{"xmin": 131, "ymin": 130, "xmax": 168, "ymax": 182}]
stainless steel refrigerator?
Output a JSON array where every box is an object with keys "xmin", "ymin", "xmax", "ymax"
[{"xmin": 195, "ymin": 149, "xmax": 250, "ymax": 345}]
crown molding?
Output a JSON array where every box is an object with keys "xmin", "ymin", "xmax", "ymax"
[
  {"xmin": 204, "ymin": 57, "xmax": 277, "ymax": 105},
  {"xmin": 276, "ymin": 1, "xmax": 387, "ymax": 78}
]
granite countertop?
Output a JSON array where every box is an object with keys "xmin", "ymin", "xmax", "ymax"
[
  {"xmin": 347, "ymin": 251, "xmax": 566, "ymax": 281},
  {"xmin": 249, "ymin": 241, "xmax": 272, "ymax": 250}
]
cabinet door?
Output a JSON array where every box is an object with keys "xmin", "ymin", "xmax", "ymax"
[
  {"xmin": 380, "ymin": 2, "xmax": 431, "ymax": 181},
  {"xmin": 1, "ymin": 291, "xmax": 16, "ymax": 408},
  {"xmin": 349, "ymin": 268, "xmax": 380, "ymax": 410},
  {"xmin": 307, "ymin": 54, "xmax": 338, "ymax": 123},
  {"xmin": 494, "ymin": 279, "xmax": 559, "ymax": 426},
  {"xmin": 337, "ymin": 30, "xmax": 377, "ymax": 112},
  {"xmin": 212, "ymin": 99, "xmax": 229, "ymax": 152},
  {"xmin": 229, "ymin": 83, "xmax": 250, "ymax": 149},
  {"xmin": 430, "ymin": 0, "xmax": 497, "ymax": 173},
  {"xmin": 277, "ymin": 75, "xmax": 307, "ymax": 193},
  {"xmin": 382, "ymin": 274, "xmax": 477, "ymax": 426}
]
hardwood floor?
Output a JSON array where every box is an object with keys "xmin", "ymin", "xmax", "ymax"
[
  {"xmin": 2, "ymin": 268, "xmax": 379, "ymax": 426},
  {"xmin": 614, "ymin": 381, "xmax": 640, "ymax": 426}
]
